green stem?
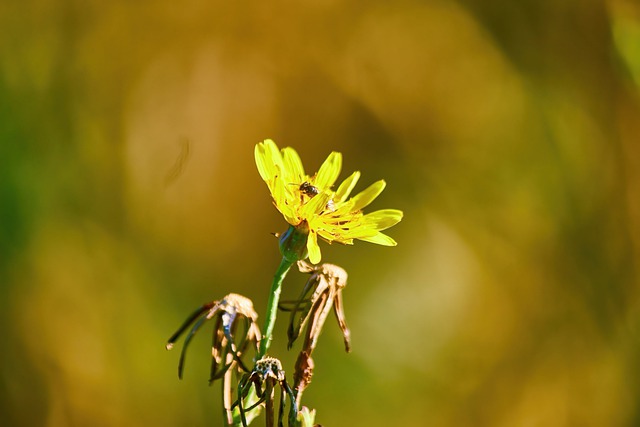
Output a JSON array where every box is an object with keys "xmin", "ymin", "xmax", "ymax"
[{"xmin": 258, "ymin": 257, "xmax": 294, "ymax": 357}]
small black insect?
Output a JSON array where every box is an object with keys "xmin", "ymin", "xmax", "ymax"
[{"xmin": 299, "ymin": 181, "xmax": 320, "ymax": 198}]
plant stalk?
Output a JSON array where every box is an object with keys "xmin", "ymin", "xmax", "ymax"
[{"xmin": 258, "ymin": 257, "xmax": 294, "ymax": 357}]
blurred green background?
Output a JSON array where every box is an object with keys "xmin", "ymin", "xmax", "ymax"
[{"xmin": 2, "ymin": 0, "xmax": 640, "ymax": 426}]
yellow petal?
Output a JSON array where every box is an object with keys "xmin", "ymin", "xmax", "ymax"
[
  {"xmin": 301, "ymin": 192, "xmax": 331, "ymax": 217},
  {"xmin": 335, "ymin": 171, "xmax": 361, "ymax": 202},
  {"xmin": 282, "ymin": 147, "xmax": 304, "ymax": 183},
  {"xmin": 318, "ymin": 229, "xmax": 342, "ymax": 243},
  {"xmin": 271, "ymin": 168, "xmax": 284, "ymax": 202},
  {"xmin": 282, "ymin": 208, "xmax": 298, "ymax": 226},
  {"xmin": 350, "ymin": 180, "xmax": 386, "ymax": 211},
  {"xmin": 314, "ymin": 152, "xmax": 342, "ymax": 189},
  {"xmin": 341, "ymin": 226, "xmax": 378, "ymax": 239},
  {"xmin": 363, "ymin": 209, "xmax": 403, "ymax": 230},
  {"xmin": 255, "ymin": 139, "xmax": 284, "ymax": 182},
  {"xmin": 307, "ymin": 231, "xmax": 322, "ymax": 264},
  {"xmin": 265, "ymin": 140, "xmax": 284, "ymax": 178},
  {"xmin": 358, "ymin": 232, "xmax": 397, "ymax": 246},
  {"xmin": 254, "ymin": 143, "xmax": 271, "ymax": 182}
]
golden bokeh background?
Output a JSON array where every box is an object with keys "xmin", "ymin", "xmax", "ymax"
[{"xmin": 2, "ymin": 0, "xmax": 640, "ymax": 426}]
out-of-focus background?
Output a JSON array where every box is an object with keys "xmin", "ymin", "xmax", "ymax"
[{"xmin": 2, "ymin": 0, "xmax": 640, "ymax": 426}]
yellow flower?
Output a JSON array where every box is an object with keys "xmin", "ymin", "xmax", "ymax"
[{"xmin": 255, "ymin": 139, "xmax": 403, "ymax": 264}]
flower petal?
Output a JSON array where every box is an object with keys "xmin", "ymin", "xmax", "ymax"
[
  {"xmin": 357, "ymin": 232, "xmax": 397, "ymax": 246},
  {"xmin": 314, "ymin": 151, "xmax": 342, "ymax": 189},
  {"xmin": 363, "ymin": 209, "xmax": 403, "ymax": 230},
  {"xmin": 318, "ymin": 229, "xmax": 351, "ymax": 244},
  {"xmin": 255, "ymin": 139, "xmax": 284, "ymax": 182},
  {"xmin": 340, "ymin": 225, "xmax": 378, "ymax": 239},
  {"xmin": 350, "ymin": 180, "xmax": 386, "ymax": 211},
  {"xmin": 301, "ymin": 191, "xmax": 331, "ymax": 217},
  {"xmin": 254, "ymin": 143, "xmax": 271, "ymax": 182},
  {"xmin": 335, "ymin": 171, "xmax": 361, "ymax": 202},
  {"xmin": 271, "ymin": 172, "xmax": 286, "ymax": 206},
  {"xmin": 307, "ymin": 230, "xmax": 322, "ymax": 264},
  {"xmin": 282, "ymin": 147, "xmax": 304, "ymax": 184}
]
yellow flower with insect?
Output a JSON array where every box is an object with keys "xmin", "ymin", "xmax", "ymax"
[{"xmin": 254, "ymin": 139, "xmax": 403, "ymax": 264}]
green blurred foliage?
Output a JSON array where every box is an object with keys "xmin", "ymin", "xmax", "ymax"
[{"xmin": 1, "ymin": 0, "xmax": 639, "ymax": 426}]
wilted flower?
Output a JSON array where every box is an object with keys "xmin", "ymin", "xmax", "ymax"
[
  {"xmin": 255, "ymin": 139, "xmax": 403, "ymax": 264},
  {"xmin": 279, "ymin": 261, "xmax": 351, "ymax": 404},
  {"xmin": 166, "ymin": 293, "xmax": 261, "ymax": 424},
  {"xmin": 283, "ymin": 261, "xmax": 351, "ymax": 353},
  {"xmin": 234, "ymin": 356, "xmax": 297, "ymax": 427}
]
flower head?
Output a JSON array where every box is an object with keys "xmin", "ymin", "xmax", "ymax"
[{"xmin": 255, "ymin": 139, "xmax": 403, "ymax": 264}]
